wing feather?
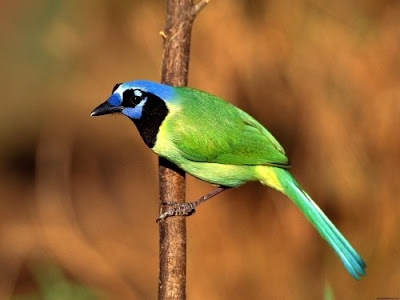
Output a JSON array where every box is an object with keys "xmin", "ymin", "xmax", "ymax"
[{"xmin": 168, "ymin": 88, "xmax": 290, "ymax": 167}]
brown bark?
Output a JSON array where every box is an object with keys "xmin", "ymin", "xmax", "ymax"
[{"xmin": 158, "ymin": 1, "xmax": 209, "ymax": 299}]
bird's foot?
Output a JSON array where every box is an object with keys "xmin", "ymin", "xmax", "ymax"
[
  {"xmin": 156, "ymin": 202, "xmax": 197, "ymax": 222},
  {"xmin": 156, "ymin": 186, "xmax": 229, "ymax": 222}
]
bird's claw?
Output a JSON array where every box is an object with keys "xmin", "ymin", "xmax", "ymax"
[{"xmin": 156, "ymin": 202, "xmax": 196, "ymax": 222}]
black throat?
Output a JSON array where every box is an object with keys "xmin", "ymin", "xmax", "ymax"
[{"xmin": 132, "ymin": 94, "xmax": 169, "ymax": 149}]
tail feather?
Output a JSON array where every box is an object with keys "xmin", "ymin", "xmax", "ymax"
[{"xmin": 263, "ymin": 167, "xmax": 366, "ymax": 279}]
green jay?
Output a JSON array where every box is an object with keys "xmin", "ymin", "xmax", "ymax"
[{"xmin": 91, "ymin": 80, "xmax": 366, "ymax": 279}]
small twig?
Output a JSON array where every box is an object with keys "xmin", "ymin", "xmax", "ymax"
[
  {"xmin": 159, "ymin": 30, "xmax": 167, "ymax": 39},
  {"xmin": 191, "ymin": 0, "xmax": 210, "ymax": 19}
]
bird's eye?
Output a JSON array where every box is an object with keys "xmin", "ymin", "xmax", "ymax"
[
  {"xmin": 112, "ymin": 83, "xmax": 122, "ymax": 94},
  {"xmin": 121, "ymin": 89, "xmax": 146, "ymax": 107}
]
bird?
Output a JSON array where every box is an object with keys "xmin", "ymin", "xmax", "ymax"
[{"xmin": 91, "ymin": 79, "xmax": 366, "ymax": 280}]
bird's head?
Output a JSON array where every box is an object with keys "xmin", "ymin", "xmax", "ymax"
[
  {"xmin": 90, "ymin": 80, "xmax": 174, "ymax": 120},
  {"xmin": 91, "ymin": 80, "xmax": 174, "ymax": 148}
]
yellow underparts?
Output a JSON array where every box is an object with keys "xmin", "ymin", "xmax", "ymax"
[
  {"xmin": 154, "ymin": 106, "xmax": 286, "ymax": 190},
  {"xmin": 256, "ymin": 165, "xmax": 284, "ymax": 192}
]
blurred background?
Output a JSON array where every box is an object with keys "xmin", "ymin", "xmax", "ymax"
[{"xmin": 1, "ymin": 0, "xmax": 399, "ymax": 299}]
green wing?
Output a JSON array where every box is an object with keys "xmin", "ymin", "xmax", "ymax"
[{"xmin": 168, "ymin": 87, "xmax": 290, "ymax": 167}]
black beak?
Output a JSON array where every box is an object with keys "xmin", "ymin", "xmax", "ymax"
[{"xmin": 90, "ymin": 102, "xmax": 122, "ymax": 116}]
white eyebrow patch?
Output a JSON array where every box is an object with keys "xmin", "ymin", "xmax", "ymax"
[{"xmin": 134, "ymin": 89, "xmax": 143, "ymax": 97}]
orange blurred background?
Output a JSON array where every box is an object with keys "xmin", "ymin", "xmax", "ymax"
[{"xmin": 1, "ymin": 0, "xmax": 399, "ymax": 299}]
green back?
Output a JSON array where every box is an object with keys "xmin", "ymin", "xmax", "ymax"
[{"xmin": 165, "ymin": 87, "xmax": 289, "ymax": 167}]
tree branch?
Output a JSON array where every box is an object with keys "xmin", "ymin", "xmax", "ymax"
[{"xmin": 158, "ymin": 0, "xmax": 209, "ymax": 299}]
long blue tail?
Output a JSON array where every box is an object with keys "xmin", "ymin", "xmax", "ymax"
[{"xmin": 264, "ymin": 167, "xmax": 366, "ymax": 279}]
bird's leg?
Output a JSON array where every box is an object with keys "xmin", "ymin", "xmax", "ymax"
[{"xmin": 156, "ymin": 186, "xmax": 229, "ymax": 222}]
